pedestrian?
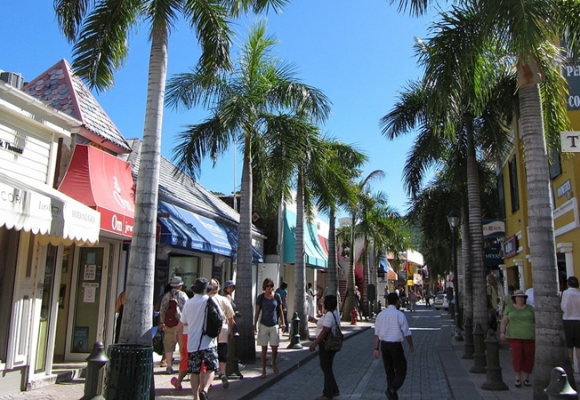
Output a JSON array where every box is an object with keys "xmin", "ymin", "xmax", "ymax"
[
  {"xmin": 155, "ymin": 284, "xmax": 172, "ymax": 367},
  {"xmin": 180, "ymin": 278, "xmax": 220, "ymax": 400},
  {"xmin": 561, "ymin": 276, "xmax": 580, "ymax": 373},
  {"xmin": 159, "ymin": 276, "xmax": 189, "ymax": 374},
  {"xmin": 486, "ymin": 273, "xmax": 500, "ymax": 330},
  {"xmin": 374, "ymin": 292, "xmax": 414, "ymax": 400},
  {"xmin": 503, "ymin": 284, "xmax": 515, "ymax": 312},
  {"xmin": 525, "ymin": 287, "xmax": 535, "ymax": 307},
  {"xmin": 424, "ymin": 290, "xmax": 431, "ymax": 307},
  {"xmin": 275, "ymin": 281, "xmax": 289, "ymax": 332},
  {"xmin": 408, "ymin": 290, "xmax": 418, "ymax": 313},
  {"xmin": 316, "ymin": 284, "xmax": 325, "ymax": 317},
  {"xmin": 500, "ymin": 290, "xmax": 535, "ymax": 388},
  {"xmin": 383, "ymin": 285, "xmax": 389, "ymax": 304},
  {"xmin": 309, "ymin": 295, "xmax": 341, "ymax": 400},
  {"xmin": 209, "ymin": 279, "xmax": 235, "ymax": 389},
  {"xmin": 254, "ymin": 278, "xmax": 286, "ymax": 378},
  {"xmin": 354, "ymin": 286, "xmax": 362, "ymax": 321},
  {"xmin": 114, "ymin": 290, "xmax": 126, "ymax": 344},
  {"xmin": 306, "ymin": 282, "xmax": 315, "ymax": 319}
]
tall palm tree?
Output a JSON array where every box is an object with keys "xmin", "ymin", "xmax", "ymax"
[
  {"xmin": 389, "ymin": 0, "xmax": 578, "ymax": 393},
  {"xmin": 341, "ymin": 170, "xmax": 384, "ymax": 321},
  {"xmin": 54, "ymin": 0, "xmax": 287, "ymax": 346},
  {"xmin": 166, "ymin": 20, "xmax": 330, "ymax": 360},
  {"xmin": 309, "ymin": 140, "xmax": 367, "ymax": 300}
]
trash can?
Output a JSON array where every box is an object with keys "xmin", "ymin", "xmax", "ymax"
[{"xmin": 105, "ymin": 344, "xmax": 153, "ymax": 399}]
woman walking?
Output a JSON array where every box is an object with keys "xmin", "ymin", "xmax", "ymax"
[
  {"xmin": 309, "ymin": 295, "xmax": 340, "ymax": 400},
  {"xmin": 500, "ymin": 290, "xmax": 535, "ymax": 387},
  {"xmin": 254, "ymin": 278, "xmax": 286, "ymax": 378}
]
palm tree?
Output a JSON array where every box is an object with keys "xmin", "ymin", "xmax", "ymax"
[
  {"xmin": 54, "ymin": 0, "xmax": 287, "ymax": 346},
  {"xmin": 309, "ymin": 140, "xmax": 367, "ymax": 301},
  {"xmin": 389, "ymin": 0, "xmax": 578, "ymax": 392},
  {"xmin": 165, "ymin": 20, "xmax": 330, "ymax": 360},
  {"xmin": 341, "ymin": 170, "xmax": 384, "ymax": 321}
]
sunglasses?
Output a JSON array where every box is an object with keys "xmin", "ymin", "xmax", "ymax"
[{"xmin": 266, "ymin": 284, "xmax": 274, "ymax": 288}]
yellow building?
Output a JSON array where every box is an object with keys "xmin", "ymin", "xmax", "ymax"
[{"xmin": 499, "ymin": 72, "xmax": 580, "ymax": 294}]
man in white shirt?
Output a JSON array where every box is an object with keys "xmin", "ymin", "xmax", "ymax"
[
  {"xmin": 525, "ymin": 287, "xmax": 535, "ymax": 307},
  {"xmin": 561, "ymin": 276, "xmax": 580, "ymax": 372},
  {"xmin": 180, "ymin": 278, "xmax": 220, "ymax": 400},
  {"xmin": 374, "ymin": 293, "xmax": 414, "ymax": 400}
]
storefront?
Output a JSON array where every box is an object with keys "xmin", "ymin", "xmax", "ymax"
[
  {"xmin": 0, "ymin": 79, "xmax": 101, "ymax": 394},
  {"xmin": 57, "ymin": 144, "xmax": 135, "ymax": 361}
]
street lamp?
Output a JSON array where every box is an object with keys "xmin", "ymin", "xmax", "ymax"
[{"xmin": 447, "ymin": 210, "xmax": 463, "ymax": 341}]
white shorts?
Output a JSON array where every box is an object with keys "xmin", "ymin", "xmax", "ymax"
[{"xmin": 257, "ymin": 323, "xmax": 280, "ymax": 347}]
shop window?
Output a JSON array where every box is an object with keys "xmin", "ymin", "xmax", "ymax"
[
  {"xmin": 496, "ymin": 174, "xmax": 506, "ymax": 219},
  {"xmin": 169, "ymin": 256, "xmax": 200, "ymax": 291},
  {"xmin": 508, "ymin": 156, "xmax": 520, "ymax": 213}
]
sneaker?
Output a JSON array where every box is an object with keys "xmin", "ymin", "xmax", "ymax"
[
  {"xmin": 220, "ymin": 374, "xmax": 229, "ymax": 389},
  {"xmin": 199, "ymin": 390, "xmax": 208, "ymax": 400},
  {"xmin": 238, "ymin": 363, "xmax": 245, "ymax": 371},
  {"xmin": 166, "ymin": 365, "xmax": 174, "ymax": 374}
]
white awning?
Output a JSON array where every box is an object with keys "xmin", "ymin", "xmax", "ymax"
[{"xmin": 0, "ymin": 172, "xmax": 100, "ymax": 246}]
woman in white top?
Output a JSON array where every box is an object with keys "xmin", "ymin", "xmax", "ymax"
[
  {"xmin": 309, "ymin": 295, "xmax": 340, "ymax": 400},
  {"xmin": 306, "ymin": 283, "xmax": 315, "ymax": 319}
]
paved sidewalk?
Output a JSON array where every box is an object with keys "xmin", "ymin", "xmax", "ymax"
[{"xmin": 3, "ymin": 304, "xmax": 577, "ymax": 399}]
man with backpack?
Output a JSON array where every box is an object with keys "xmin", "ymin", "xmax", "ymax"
[
  {"xmin": 181, "ymin": 278, "xmax": 223, "ymax": 400},
  {"xmin": 159, "ymin": 276, "xmax": 188, "ymax": 374},
  {"xmin": 209, "ymin": 279, "xmax": 235, "ymax": 389}
]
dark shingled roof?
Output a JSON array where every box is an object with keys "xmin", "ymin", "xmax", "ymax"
[{"xmin": 23, "ymin": 59, "xmax": 131, "ymax": 154}]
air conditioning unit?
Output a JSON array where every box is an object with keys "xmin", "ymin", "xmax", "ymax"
[{"xmin": 0, "ymin": 72, "xmax": 24, "ymax": 89}]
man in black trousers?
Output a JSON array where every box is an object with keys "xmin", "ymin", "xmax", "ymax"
[{"xmin": 373, "ymin": 293, "xmax": 414, "ymax": 400}]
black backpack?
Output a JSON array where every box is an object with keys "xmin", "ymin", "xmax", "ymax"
[{"xmin": 203, "ymin": 297, "xmax": 224, "ymax": 338}]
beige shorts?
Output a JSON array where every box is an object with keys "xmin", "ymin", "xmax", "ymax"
[
  {"xmin": 257, "ymin": 323, "xmax": 280, "ymax": 347},
  {"xmin": 163, "ymin": 325, "xmax": 182, "ymax": 352}
]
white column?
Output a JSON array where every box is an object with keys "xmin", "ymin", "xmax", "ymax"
[{"xmin": 513, "ymin": 259, "xmax": 524, "ymax": 290}]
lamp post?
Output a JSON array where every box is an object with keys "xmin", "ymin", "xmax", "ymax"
[{"xmin": 447, "ymin": 210, "xmax": 463, "ymax": 341}]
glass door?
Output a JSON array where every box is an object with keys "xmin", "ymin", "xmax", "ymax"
[
  {"xmin": 65, "ymin": 245, "xmax": 109, "ymax": 360},
  {"xmin": 34, "ymin": 244, "xmax": 58, "ymax": 373}
]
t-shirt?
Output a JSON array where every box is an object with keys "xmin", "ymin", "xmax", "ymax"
[
  {"xmin": 561, "ymin": 287, "xmax": 580, "ymax": 320},
  {"xmin": 181, "ymin": 294, "xmax": 217, "ymax": 351},
  {"xmin": 275, "ymin": 288, "xmax": 288, "ymax": 308},
  {"xmin": 315, "ymin": 310, "xmax": 339, "ymax": 337},
  {"xmin": 258, "ymin": 293, "xmax": 282, "ymax": 327},
  {"xmin": 212, "ymin": 293, "xmax": 235, "ymax": 343},
  {"xmin": 503, "ymin": 304, "xmax": 535, "ymax": 340}
]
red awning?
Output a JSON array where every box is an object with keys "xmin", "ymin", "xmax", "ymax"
[
  {"xmin": 318, "ymin": 235, "xmax": 329, "ymax": 255},
  {"xmin": 58, "ymin": 144, "xmax": 135, "ymax": 237}
]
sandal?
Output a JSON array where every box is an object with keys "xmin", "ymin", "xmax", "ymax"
[
  {"xmin": 524, "ymin": 380, "xmax": 531, "ymax": 387},
  {"xmin": 159, "ymin": 361, "xmax": 167, "ymax": 368},
  {"xmin": 170, "ymin": 377, "xmax": 182, "ymax": 390},
  {"xmin": 515, "ymin": 379, "xmax": 522, "ymax": 388}
]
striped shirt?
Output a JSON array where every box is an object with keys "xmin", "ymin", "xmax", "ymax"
[{"xmin": 375, "ymin": 305, "xmax": 411, "ymax": 342}]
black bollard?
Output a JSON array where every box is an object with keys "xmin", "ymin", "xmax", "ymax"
[
  {"xmin": 481, "ymin": 329, "xmax": 508, "ymax": 391},
  {"xmin": 82, "ymin": 342, "xmax": 108, "ymax": 400},
  {"xmin": 226, "ymin": 331, "xmax": 243, "ymax": 379},
  {"xmin": 462, "ymin": 317, "xmax": 474, "ymax": 359},
  {"xmin": 469, "ymin": 323, "xmax": 487, "ymax": 373},
  {"xmin": 287, "ymin": 312, "xmax": 303, "ymax": 349},
  {"xmin": 545, "ymin": 367, "xmax": 577, "ymax": 399}
]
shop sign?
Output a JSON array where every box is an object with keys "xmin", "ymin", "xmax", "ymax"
[{"xmin": 503, "ymin": 235, "xmax": 518, "ymax": 258}]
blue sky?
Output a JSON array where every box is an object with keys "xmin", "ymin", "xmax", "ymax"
[{"xmin": 1, "ymin": 1, "xmax": 440, "ymax": 215}]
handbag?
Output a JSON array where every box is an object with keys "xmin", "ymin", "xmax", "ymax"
[
  {"xmin": 324, "ymin": 312, "xmax": 343, "ymax": 352},
  {"xmin": 153, "ymin": 328, "xmax": 165, "ymax": 355}
]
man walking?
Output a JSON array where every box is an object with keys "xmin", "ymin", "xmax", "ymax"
[
  {"xmin": 374, "ymin": 293, "xmax": 414, "ymax": 400},
  {"xmin": 561, "ymin": 276, "xmax": 580, "ymax": 373},
  {"xmin": 181, "ymin": 278, "xmax": 221, "ymax": 400},
  {"xmin": 159, "ymin": 276, "xmax": 189, "ymax": 374}
]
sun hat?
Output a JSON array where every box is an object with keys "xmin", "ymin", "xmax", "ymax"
[
  {"xmin": 169, "ymin": 276, "xmax": 184, "ymax": 287},
  {"xmin": 224, "ymin": 280, "xmax": 236, "ymax": 289},
  {"xmin": 512, "ymin": 289, "xmax": 528, "ymax": 299},
  {"xmin": 191, "ymin": 277, "xmax": 209, "ymax": 294}
]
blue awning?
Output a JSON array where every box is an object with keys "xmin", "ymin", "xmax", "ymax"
[
  {"xmin": 157, "ymin": 201, "xmax": 263, "ymax": 263},
  {"xmin": 283, "ymin": 209, "xmax": 327, "ymax": 268}
]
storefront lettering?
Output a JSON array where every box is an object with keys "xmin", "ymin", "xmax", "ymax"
[
  {"xmin": 72, "ymin": 209, "xmax": 96, "ymax": 223},
  {"xmin": 125, "ymin": 223, "xmax": 133, "ymax": 234},
  {"xmin": 112, "ymin": 176, "xmax": 134, "ymax": 212},
  {"xmin": 0, "ymin": 139, "xmax": 24, "ymax": 155},
  {"xmin": 37, "ymin": 201, "xmax": 62, "ymax": 217},
  {"xmin": 111, "ymin": 214, "xmax": 123, "ymax": 232},
  {"xmin": 1, "ymin": 189, "xmax": 23, "ymax": 204}
]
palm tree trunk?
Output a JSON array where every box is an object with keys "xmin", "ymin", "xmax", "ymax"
[
  {"xmin": 461, "ymin": 208, "xmax": 473, "ymax": 329},
  {"xmin": 519, "ymin": 81, "xmax": 575, "ymax": 396},
  {"xmin": 466, "ymin": 118, "xmax": 487, "ymax": 332},
  {"xmin": 327, "ymin": 209, "xmax": 338, "ymax": 298},
  {"xmin": 236, "ymin": 137, "xmax": 256, "ymax": 361},
  {"xmin": 120, "ymin": 26, "xmax": 167, "ymax": 345},
  {"xmin": 341, "ymin": 213, "xmax": 357, "ymax": 321},
  {"xmin": 294, "ymin": 172, "xmax": 309, "ymax": 339}
]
